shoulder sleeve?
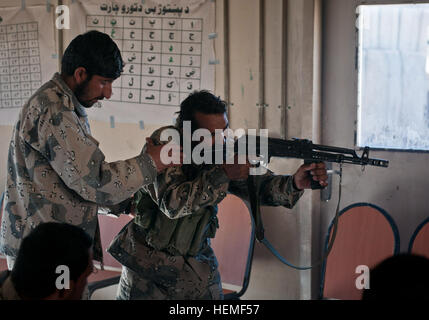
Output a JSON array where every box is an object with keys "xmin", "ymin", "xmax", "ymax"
[
  {"xmin": 228, "ymin": 170, "xmax": 304, "ymax": 209},
  {"xmin": 20, "ymin": 92, "xmax": 157, "ymax": 205}
]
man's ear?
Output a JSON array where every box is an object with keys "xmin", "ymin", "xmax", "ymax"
[{"xmin": 73, "ymin": 67, "xmax": 88, "ymax": 85}]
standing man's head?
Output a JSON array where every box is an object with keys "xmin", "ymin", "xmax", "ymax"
[
  {"xmin": 61, "ymin": 30, "xmax": 124, "ymax": 108},
  {"xmin": 176, "ymin": 90, "xmax": 229, "ymax": 146},
  {"xmin": 11, "ymin": 222, "xmax": 93, "ymax": 300}
]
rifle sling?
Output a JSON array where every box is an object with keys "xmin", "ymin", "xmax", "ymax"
[
  {"xmin": 247, "ymin": 175, "xmax": 314, "ymax": 270},
  {"xmin": 246, "ymin": 170, "xmax": 343, "ymax": 271}
]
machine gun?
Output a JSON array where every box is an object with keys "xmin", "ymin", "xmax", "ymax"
[
  {"xmin": 227, "ymin": 135, "xmax": 389, "ymax": 189},
  {"xmin": 220, "ymin": 135, "xmax": 390, "ymax": 270},
  {"xmin": 231, "ymin": 135, "xmax": 389, "ymax": 168}
]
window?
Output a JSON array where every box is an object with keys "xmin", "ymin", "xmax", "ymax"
[{"xmin": 357, "ymin": 4, "xmax": 429, "ymax": 151}]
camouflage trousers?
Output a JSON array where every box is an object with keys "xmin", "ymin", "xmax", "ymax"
[{"xmin": 115, "ymin": 257, "xmax": 224, "ymax": 300}]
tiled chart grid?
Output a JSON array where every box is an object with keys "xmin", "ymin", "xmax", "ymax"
[
  {"xmin": 0, "ymin": 22, "xmax": 42, "ymax": 109},
  {"xmin": 87, "ymin": 15, "xmax": 203, "ymax": 106}
]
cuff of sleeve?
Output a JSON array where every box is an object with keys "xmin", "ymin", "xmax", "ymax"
[
  {"xmin": 290, "ymin": 175, "xmax": 304, "ymax": 194},
  {"xmin": 137, "ymin": 153, "xmax": 158, "ymax": 185}
]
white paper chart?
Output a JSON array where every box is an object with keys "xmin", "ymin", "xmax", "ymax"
[
  {"xmin": 67, "ymin": 0, "xmax": 215, "ymax": 125},
  {"xmin": 86, "ymin": 15, "xmax": 203, "ymax": 107},
  {"xmin": 0, "ymin": 22, "xmax": 42, "ymax": 109}
]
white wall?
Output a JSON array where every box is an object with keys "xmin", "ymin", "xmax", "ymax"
[{"xmin": 224, "ymin": 0, "xmax": 322, "ymax": 300}]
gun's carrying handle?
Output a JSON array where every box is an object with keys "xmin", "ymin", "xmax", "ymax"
[{"xmin": 304, "ymin": 160, "xmax": 326, "ymax": 190}]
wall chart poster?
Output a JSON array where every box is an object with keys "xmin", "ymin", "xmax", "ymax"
[
  {"xmin": 67, "ymin": 0, "xmax": 215, "ymax": 125},
  {"xmin": 0, "ymin": 5, "xmax": 57, "ymax": 126}
]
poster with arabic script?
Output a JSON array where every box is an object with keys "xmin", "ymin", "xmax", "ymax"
[
  {"xmin": 65, "ymin": 0, "xmax": 215, "ymax": 125},
  {"xmin": 0, "ymin": 5, "xmax": 58, "ymax": 126}
]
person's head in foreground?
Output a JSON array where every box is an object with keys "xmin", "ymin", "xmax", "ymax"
[
  {"xmin": 362, "ymin": 253, "xmax": 429, "ymax": 300},
  {"xmin": 10, "ymin": 222, "xmax": 93, "ymax": 300}
]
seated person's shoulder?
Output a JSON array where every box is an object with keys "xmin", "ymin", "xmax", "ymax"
[
  {"xmin": 0, "ymin": 271, "xmax": 19, "ymax": 300},
  {"xmin": 22, "ymin": 83, "xmax": 68, "ymax": 121},
  {"xmin": 0, "ymin": 270, "xmax": 10, "ymax": 287}
]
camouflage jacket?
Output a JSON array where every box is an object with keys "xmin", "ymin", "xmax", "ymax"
[
  {"xmin": 108, "ymin": 126, "xmax": 304, "ymax": 276},
  {"xmin": 0, "ymin": 73, "xmax": 158, "ymax": 262}
]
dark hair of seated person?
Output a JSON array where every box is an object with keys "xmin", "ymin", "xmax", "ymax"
[
  {"xmin": 10, "ymin": 222, "xmax": 92, "ymax": 299},
  {"xmin": 362, "ymin": 253, "xmax": 429, "ymax": 300},
  {"xmin": 175, "ymin": 90, "xmax": 227, "ymax": 131}
]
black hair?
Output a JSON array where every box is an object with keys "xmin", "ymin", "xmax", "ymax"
[
  {"xmin": 61, "ymin": 30, "xmax": 124, "ymax": 79},
  {"xmin": 11, "ymin": 222, "xmax": 92, "ymax": 299},
  {"xmin": 174, "ymin": 90, "xmax": 228, "ymax": 179},
  {"xmin": 175, "ymin": 90, "xmax": 227, "ymax": 130},
  {"xmin": 361, "ymin": 254, "xmax": 429, "ymax": 300}
]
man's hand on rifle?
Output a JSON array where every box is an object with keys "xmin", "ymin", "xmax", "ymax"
[{"xmin": 293, "ymin": 162, "xmax": 329, "ymax": 190}]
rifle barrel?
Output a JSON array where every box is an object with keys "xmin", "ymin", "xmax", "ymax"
[{"xmin": 225, "ymin": 136, "xmax": 390, "ymax": 168}]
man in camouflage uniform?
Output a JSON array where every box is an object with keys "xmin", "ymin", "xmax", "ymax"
[
  {"xmin": 108, "ymin": 91, "xmax": 329, "ymax": 300},
  {"xmin": 0, "ymin": 31, "xmax": 178, "ymax": 270}
]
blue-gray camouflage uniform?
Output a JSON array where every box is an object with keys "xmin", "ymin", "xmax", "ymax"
[
  {"xmin": 108, "ymin": 126, "xmax": 304, "ymax": 300},
  {"xmin": 0, "ymin": 73, "xmax": 158, "ymax": 267}
]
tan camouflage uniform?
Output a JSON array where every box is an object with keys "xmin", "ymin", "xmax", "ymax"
[
  {"xmin": 0, "ymin": 73, "xmax": 158, "ymax": 267},
  {"xmin": 108, "ymin": 126, "xmax": 304, "ymax": 300}
]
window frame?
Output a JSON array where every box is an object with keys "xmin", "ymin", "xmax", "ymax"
[{"xmin": 354, "ymin": 0, "xmax": 429, "ymax": 153}]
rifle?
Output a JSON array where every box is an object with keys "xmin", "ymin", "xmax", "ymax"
[
  {"xmin": 222, "ymin": 135, "xmax": 390, "ymax": 270},
  {"xmin": 222, "ymin": 135, "xmax": 389, "ymax": 188}
]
